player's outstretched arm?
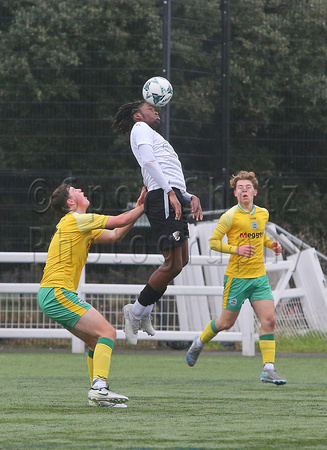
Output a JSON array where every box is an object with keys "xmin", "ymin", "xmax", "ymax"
[
  {"xmin": 96, "ymin": 187, "xmax": 146, "ymax": 243},
  {"xmin": 105, "ymin": 188, "xmax": 146, "ymax": 229}
]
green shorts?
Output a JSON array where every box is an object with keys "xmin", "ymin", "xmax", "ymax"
[
  {"xmin": 37, "ymin": 287, "xmax": 92, "ymax": 330},
  {"xmin": 223, "ymin": 274, "xmax": 274, "ymax": 312}
]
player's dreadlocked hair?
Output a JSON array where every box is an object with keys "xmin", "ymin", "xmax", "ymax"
[
  {"xmin": 230, "ymin": 171, "xmax": 258, "ymax": 189},
  {"xmin": 113, "ymin": 100, "xmax": 145, "ymax": 134}
]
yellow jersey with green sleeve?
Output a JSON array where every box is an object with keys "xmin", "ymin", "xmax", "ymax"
[
  {"xmin": 40, "ymin": 211, "xmax": 109, "ymax": 292},
  {"xmin": 210, "ymin": 204, "xmax": 273, "ymax": 278}
]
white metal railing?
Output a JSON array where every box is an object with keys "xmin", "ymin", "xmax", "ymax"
[
  {"xmin": 0, "ymin": 251, "xmax": 255, "ymax": 354},
  {"xmin": 2, "ymin": 220, "xmax": 326, "ymax": 354}
]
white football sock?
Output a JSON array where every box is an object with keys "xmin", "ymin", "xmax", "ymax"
[
  {"xmin": 131, "ymin": 300, "xmax": 146, "ymax": 320},
  {"xmin": 263, "ymin": 363, "xmax": 275, "ymax": 371},
  {"xmin": 196, "ymin": 337, "xmax": 205, "ymax": 348},
  {"xmin": 142, "ymin": 304, "xmax": 154, "ymax": 317}
]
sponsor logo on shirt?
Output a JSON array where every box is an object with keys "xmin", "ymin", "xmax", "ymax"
[{"xmin": 239, "ymin": 231, "xmax": 263, "ymax": 239}]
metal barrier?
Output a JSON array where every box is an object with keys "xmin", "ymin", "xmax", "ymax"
[
  {"xmin": 0, "ymin": 250, "xmax": 253, "ymax": 354},
  {"xmin": 1, "ymin": 221, "xmax": 326, "ymax": 354}
]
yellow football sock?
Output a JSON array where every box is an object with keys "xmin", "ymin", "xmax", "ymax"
[
  {"xmin": 93, "ymin": 337, "xmax": 114, "ymax": 382},
  {"xmin": 87, "ymin": 349, "xmax": 94, "ymax": 386},
  {"xmin": 259, "ymin": 334, "xmax": 275, "ymax": 365},
  {"xmin": 200, "ymin": 319, "xmax": 219, "ymax": 344}
]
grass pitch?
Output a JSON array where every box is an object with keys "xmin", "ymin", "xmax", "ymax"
[{"xmin": 0, "ymin": 351, "xmax": 326, "ymax": 449}]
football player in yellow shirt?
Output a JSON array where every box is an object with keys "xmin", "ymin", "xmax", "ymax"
[
  {"xmin": 186, "ymin": 171, "xmax": 287, "ymax": 385},
  {"xmin": 38, "ymin": 184, "xmax": 146, "ymax": 407}
]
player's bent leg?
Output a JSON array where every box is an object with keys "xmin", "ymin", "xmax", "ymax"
[
  {"xmin": 72, "ymin": 306, "xmax": 116, "ymax": 344},
  {"xmin": 186, "ymin": 336, "xmax": 204, "ymax": 367},
  {"xmin": 186, "ymin": 310, "xmax": 239, "ymax": 367},
  {"xmin": 71, "ymin": 308, "xmax": 130, "ymax": 406},
  {"xmin": 253, "ymin": 300, "xmax": 287, "ymax": 385},
  {"xmin": 252, "ymin": 299, "xmax": 276, "ymax": 335},
  {"xmin": 131, "ymin": 243, "xmax": 188, "ymax": 341},
  {"xmin": 214, "ymin": 309, "xmax": 240, "ymax": 331},
  {"xmin": 148, "ymin": 245, "xmax": 186, "ymax": 292}
]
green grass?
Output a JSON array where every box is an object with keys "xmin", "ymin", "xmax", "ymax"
[
  {"xmin": 204, "ymin": 333, "xmax": 327, "ymax": 354},
  {"xmin": 0, "ymin": 352, "xmax": 326, "ymax": 449},
  {"xmin": 274, "ymin": 333, "xmax": 327, "ymax": 353}
]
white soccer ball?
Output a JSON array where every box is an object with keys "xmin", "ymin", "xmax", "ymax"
[{"xmin": 142, "ymin": 76, "xmax": 173, "ymax": 107}]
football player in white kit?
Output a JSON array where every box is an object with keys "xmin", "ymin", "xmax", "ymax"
[{"xmin": 114, "ymin": 101, "xmax": 203, "ymax": 345}]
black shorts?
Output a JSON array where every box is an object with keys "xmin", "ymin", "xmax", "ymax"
[{"xmin": 144, "ymin": 188, "xmax": 189, "ymax": 251}]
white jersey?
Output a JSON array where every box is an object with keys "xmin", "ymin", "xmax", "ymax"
[{"xmin": 130, "ymin": 121, "xmax": 187, "ymax": 194}]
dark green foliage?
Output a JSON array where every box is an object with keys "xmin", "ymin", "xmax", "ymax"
[
  {"xmin": 0, "ymin": 0, "xmax": 327, "ymax": 252},
  {"xmin": 230, "ymin": 0, "xmax": 327, "ymax": 176},
  {"xmin": 0, "ymin": 0, "xmax": 163, "ymax": 170}
]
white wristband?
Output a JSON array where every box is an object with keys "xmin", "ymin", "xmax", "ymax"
[{"xmin": 183, "ymin": 192, "xmax": 193, "ymax": 202}]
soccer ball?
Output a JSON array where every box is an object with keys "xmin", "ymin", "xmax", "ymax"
[{"xmin": 142, "ymin": 76, "xmax": 173, "ymax": 107}]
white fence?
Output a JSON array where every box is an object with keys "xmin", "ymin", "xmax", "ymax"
[
  {"xmin": 0, "ymin": 250, "xmax": 253, "ymax": 354},
  {"xmin": 1, "ymin": 221, "xmax": 327, "ymax": 355}
]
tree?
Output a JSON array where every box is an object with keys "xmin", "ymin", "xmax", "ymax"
[
  {"xmin": 0, "ymin": 0, "xmax": 162, "ymax": 171},
  {"xmin": 230, "ymin": 0, "xmax": 327, "ymax": 177},
  {"xmin": 1, "ymin": 0, "xmax": 327, "ymax": 251}
]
